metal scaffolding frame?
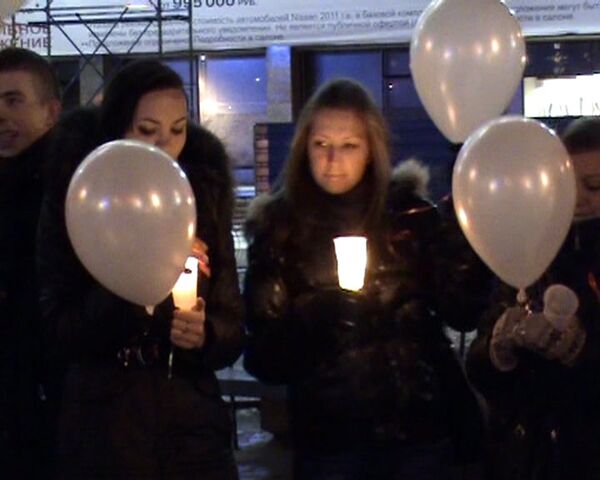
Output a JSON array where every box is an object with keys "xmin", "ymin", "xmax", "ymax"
[{"xmin": 11, "ymin": 1, "xmax": 198, "ymax": 118}]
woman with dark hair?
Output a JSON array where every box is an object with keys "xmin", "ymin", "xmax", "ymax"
[
  {"xmin": 37, "ymin": 59, "xmax": 243, "ymax": 479},
  {"xmin": 243, "ymin": 79, "xmax": 486, "ymax": 479},
  {"xmin": 466, "ymin": 117, "xmax": 600, "ymax": 480}
]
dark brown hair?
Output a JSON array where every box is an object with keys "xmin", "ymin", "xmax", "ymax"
[
  {"xmin": 100, "ymin": 59, "xmax": 186, "ymax": 141},
  {"xmin": 561, "ymin": 117, "xmax": 600, "ymax": 155},
  {"xmin": 0, "ymin": 47, "xmax": 60, "ymax": 101}
]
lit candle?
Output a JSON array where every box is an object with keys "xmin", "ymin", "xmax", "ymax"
[
  {"xmin": 333, "ymin": 236, "xmax": 367, "ymax": 292},
  {"xmin": 172, "ymin": 256, "xmax": 199, "ymax": 310}
]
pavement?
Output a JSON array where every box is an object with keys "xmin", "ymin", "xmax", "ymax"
[{"xmin": 235, "ymin": 407, "xmax": 292, "ymax": 479}]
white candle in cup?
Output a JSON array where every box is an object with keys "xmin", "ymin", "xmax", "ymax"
[
  {"xmin": 172, "ymin": 256, "xmax": 199, "ymax": 310},
  {"xmin": 333, "ymin": 236, "xmax": 367, "ymax": 292}
]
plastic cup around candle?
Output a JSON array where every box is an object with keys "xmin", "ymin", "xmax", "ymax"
[
  {"xmin": 333, "ymin": 236, "xmax": 367, "ymax": 292},
  {"xmin": 543, "ymin": 284, "xmax": 579, "ymax": 331}
]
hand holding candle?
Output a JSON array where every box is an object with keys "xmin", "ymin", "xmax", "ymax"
[
  {"xmin": 334, "ymin": 236, "xmax": 367, "ymax": 292},
  {"xmin": 171, "ymin": 256, "xmax": 205, "ymax": 347},
  {"xmin": 170, "ymin": 256, "xmax": 205, "ymax": 377},
  {"xmin": 171, "ymin": 298, "xmax": 206, "ymax": 350}
]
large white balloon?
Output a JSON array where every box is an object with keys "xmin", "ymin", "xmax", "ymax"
[
  {"xmin": 0, "ymin": 0, "xmax": 26, "ymax": 19},
  {"xmin": 453, "ymin": 116, "xmax": 576, "ymax": 290},
  {"xmin": 410, "ymin": 0, "xmax": 526, "ymax": 144},
  {"xmin": 66, "ymin": 140, "xmax": 196, "ymax": 307}
]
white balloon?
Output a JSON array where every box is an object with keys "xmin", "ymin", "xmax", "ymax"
[
  {"xmin": 66, "ymin": 140, "xmax": 196, "ymax": 307},
  {"xmin": 0, "ymin": 0, "xmax": 26, "ymax": 19},
  {"xmin": 453, "ymin": 116, "xmax": 576, "ymax": 289},
  {"xmin": 410, "ymin": 0, "xmax": 526, "ymax": 143}
]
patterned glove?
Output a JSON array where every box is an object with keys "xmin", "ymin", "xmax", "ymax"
[
  {"xmin": 490, "ymin": 304, "xmax": 586, "ymax": 371},
  {"xmin": 489, "ymin": 307, "xmax": 523, "ymax": 372},
  {"xmin": 512, "ymin": 311, "xmax": 586, "ymax": 367}
]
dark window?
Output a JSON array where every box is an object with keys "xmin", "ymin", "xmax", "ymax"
[{"xmin": 309, "ymin": 50, "xmax": 383, "ymax": 106}]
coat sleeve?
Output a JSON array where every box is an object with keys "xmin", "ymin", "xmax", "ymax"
[
  {"xmin": 196, "ymin": 182, "xmax": 244, "ymax": 370},
  {"xmin": 464, "ymin": 283, "xmax": 522, "ymax": 403},
  {"xmin": 175, "ymin": 129, "xmax": 244, "ymax": 371},
  {"xmin": 430, "ymin": 197, "xmax": 494, "ymax": 332},
  {"xmin": 242, "ymin": 213, "xmax": 342, "ymax": 385},
  {"xmin": 389, "ymin": 193, "xmax": 493, "ymax": 333},
  {"xmin": 242, "ymin": 227, "xmax": 296, "ymax": 384}
]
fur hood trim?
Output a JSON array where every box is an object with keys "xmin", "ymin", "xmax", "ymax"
[
  {"xmin": 244, "ymin": 191, "xmax": 284, "ymax": 239},
  {"xmin": 246, "ymin": 193, "xmax": 272, "ymax": 226},
  {"xmin": 391, "ymin": 158, "xmax": 430, "ymax": 200}
]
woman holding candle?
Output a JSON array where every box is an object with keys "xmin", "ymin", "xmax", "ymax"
[
  {"xmin": 243, "ymin": 79, "xmax": 488, "ymax": 479},
  {"xmin": 36, "ymin": 60, "xmax": 243, "ymax": 479}
]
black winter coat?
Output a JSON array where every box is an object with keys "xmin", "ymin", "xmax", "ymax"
[
  {"xmin": 243, "ymin": 168, "xmax": 488, "ymax": 461},
  {"xmin": 0, "ymin": 133, "xmax": 53, "ymax": 478},
  {"xmin": 467, "ymin": 218, "xmax": 600, "ymax": 480},
  {"xmin": 37, "ymin": 109, "xmax": 244, "ymax": 479}
]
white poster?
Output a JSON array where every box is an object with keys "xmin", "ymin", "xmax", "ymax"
[{"xmin": 1, "ymin": 0, "xmax": 599, "ymax": 55}]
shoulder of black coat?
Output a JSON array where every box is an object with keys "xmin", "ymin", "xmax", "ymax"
[
  {"xmin": 45, "ymin": 107, "xmax": 102, "ymax": 195},
  {"xmin": 57, "ymin": 107, "xmax": 101, "ymax": 137},
  {"xmin": 244, "ymin": 190, "xmax": 288, "ymax": 241}
]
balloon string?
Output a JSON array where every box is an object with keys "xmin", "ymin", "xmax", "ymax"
[{"xmin": 517, "ymin": 288, "xmax": 528, "ymax": 306}]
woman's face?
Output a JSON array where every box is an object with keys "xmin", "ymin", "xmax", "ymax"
[
  {"xmin": 124, "ymin": 88, "xmax": 187, "ymax": 160},
  {"xmin": 573, "ymin": 150, "xmax": 600, "ymax": 221},
  {"xmin": 308, "ymin": 108, "xmax": 370, "ymax": 195}
]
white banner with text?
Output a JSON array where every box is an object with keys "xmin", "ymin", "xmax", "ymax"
[{"xmin": 1, "ymin": 0, "xmax": 599, "ymax": 55}]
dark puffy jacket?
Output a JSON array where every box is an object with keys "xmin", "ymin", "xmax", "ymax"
[
  {"xmin": 0, "ymin": 133, "xmax": 53, "ymax": 478},
  {"xmin": 467, "ymin": 218, "xmax": 600, "ymax": 480},
  {"xmin": 243, "ymin": 164, "xmax": 488, "ymax": 461},
  {"xmin": 37, "ymin": 108, "xmax": 243, "ymax": 479}
]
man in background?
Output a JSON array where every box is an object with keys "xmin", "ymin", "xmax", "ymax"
[{"xmin": 0, "ymin": 47, "xmax": 61, "ymax": 478}]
